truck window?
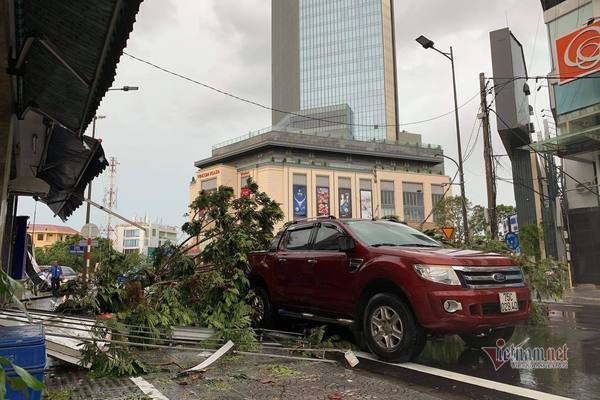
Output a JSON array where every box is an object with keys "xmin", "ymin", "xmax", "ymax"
[
  {"xmin": 269, "ymin": 233, "xmax": 282, "ymax": 252},
  {"xmin": 284, "ymin": 227, "xmax": 313, "ymax": 250},
  {"xmin": 313, "ymin": 225, "xmax": 340, "ymax": 251}
]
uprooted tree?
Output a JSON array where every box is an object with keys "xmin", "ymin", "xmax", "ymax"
[{"xmin": 75, "ymin": 179, "xmax": 284, "ymax": 376}]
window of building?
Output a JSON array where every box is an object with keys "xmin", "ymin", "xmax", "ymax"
[
  {"xmin": 47, "ymin": 233, "xmax": 53, "ymax": 238},
  {"xmin": 313, "ymin": 224, "xmax": 340, "ymax": 251},
  {"xmin": 292, "ymin": 174, "xmax": 308, "ymax": 218},
  {"xmin": 431, "ymin": 184, "xmax": 445, "ymax": 223},
  {"xmin": 403, "ymin": 183, "xmax": 424, "ymax": 222},
  {"xmin": 124, "ymin": 249, "xmax": 138, "ymax": 255},
  {"xmin": 316, "ymin": 175, "xmax": 330, "ymax": 216},
  {"xmin": 152, "ymin": 229, "xmax": 156, "ymax": 237},
  {"xmin": 380, "ymin": 180, "xmax": 395, "ymax": 217},
  {"xmin": 144, "ymin": 239, "xmax": 148, "ymax": 246},
  {"xmin": 123, "ymin": 239, "xmax": 139, "ymax": 247},
  {"xmin": 124, "ymin": 229, "xmax": 139, "ymax": 238},
  {"xmin": 284, "ymin": 226, "xmax": 312, "ymax": 250},
  {"xmin": 359, "ymin": 179, "xmax": 373, "ymax": 219},
  {"xmin": 201, "ymin": 178, "xmax": 217, "ymax": 193},
  {"xmin": 338, "ymin": 177, "xmax": 352, "ymax": 218},
  {"xmin": 241, "ymin": 175, "xmax": 250, "ymax": 188},
  {"xmin": 37, "ymin": 233, "xmax": 44, "ymax": 241}
]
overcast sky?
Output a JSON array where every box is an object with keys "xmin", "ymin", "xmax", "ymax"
[{"xmin": 18, "ymin": 0, "xmax": 552, "ymax": 233}]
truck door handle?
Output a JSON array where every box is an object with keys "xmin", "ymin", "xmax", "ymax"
[
  {"xmin": 307, "ymin": 259, "xmax": 318, "ymax": 264},
  {"xmin": 278, "ymin": 258, "xmax": 287, "ymax": 263}
]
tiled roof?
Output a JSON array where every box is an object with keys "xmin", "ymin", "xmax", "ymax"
[{"xmin": 27, "ymin": 224, "xmax": 78, "ymax": 235}]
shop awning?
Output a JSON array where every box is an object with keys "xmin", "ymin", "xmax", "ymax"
[
  {"xmin": 36, "ymin": 125, "xmax": 109, "ymax": 221},
  {"xmin": 11, "ymin": 0, "xmax": 143, "ymax": 135}
]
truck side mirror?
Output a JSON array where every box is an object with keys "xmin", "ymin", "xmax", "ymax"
[{"xmin": 338, "ymin": 235, "xmax": 355, "ymax": 252}]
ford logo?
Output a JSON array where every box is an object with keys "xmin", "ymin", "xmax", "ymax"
[{"xmin": 492, "ymin": 273, "xmax": 506, "ymax": 282}]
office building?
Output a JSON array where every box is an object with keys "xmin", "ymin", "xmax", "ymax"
[
  {"xmin": 534, "ymin": 0, "xmax": 600, "ymax": 284},
  {"xmin": 272, "ymin": 0, "xmax": 399, "ymax": 141}
]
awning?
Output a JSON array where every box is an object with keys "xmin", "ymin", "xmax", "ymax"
[
  {"xmin": 11, "ymin": 0, "xmax": 143, "ymax": 135},
  {"xmin": 36, "ymin": 125, "xmax": 109, "ymax": 221}
]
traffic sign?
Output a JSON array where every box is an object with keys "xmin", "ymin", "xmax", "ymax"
[
  {"xmin": 81, "ymin": 223, "xmax": 100, "ymax": 239},
  {"xmin": 68, "ymin": 245, "xmax": 86, "ymax": 255},
  {"xmin": 505, "ymin": 232, "xmax": 520, "ymax": 253},
  {"xmin": 441, "ymin": 226, "xmax": 455, "ymax": 240}
]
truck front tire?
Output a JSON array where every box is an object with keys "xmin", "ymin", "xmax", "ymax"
[{"xmin": 363, "ymin": 293, "xmax": 425, "ymax": 363}]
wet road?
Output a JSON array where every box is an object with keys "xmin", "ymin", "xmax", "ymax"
[{"xmin": 414, "ymin": 302, "xmax": 600, "ymax": 399}]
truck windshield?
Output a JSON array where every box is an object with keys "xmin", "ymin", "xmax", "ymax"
[{"xmin": 343, "ymin": 220, "xmax": 441, "ymax": 248}]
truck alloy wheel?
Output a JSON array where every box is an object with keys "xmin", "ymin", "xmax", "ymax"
[
  {"xmin": 363, "ymin": 293, "xmax": 424, "ymax": 362},
  {"xmin": 370, "ymin": 306, "xmax": 404, "ymax": 350}
]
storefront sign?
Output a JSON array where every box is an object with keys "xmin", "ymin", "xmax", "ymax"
[
  {"xmin": 556, "ymin": 20, "xmax": 600, "ymax": 84},
  {"xmin": 293, "ymin": 185, "xmax": 307, "ymax": 218},
  {"xmin": 316, "ymin": 187, "xmax": 330, "ymax": 216},
  {"xmin": 360, "ymin": 190, "xmax": 373, "ymax": 220},
  {"xmin": 339, "ymin": 188, "xmax": 352, "ymax": 218},
  {"xmin": 199, "ymin": 169, "xmax": 220, "ymax": 179}
]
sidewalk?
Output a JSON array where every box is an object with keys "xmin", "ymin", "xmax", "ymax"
[
  {"xmin": 45, "ymin": 352, "xmax": 459, "ymax": 400},
  {"xmin": 563, "ymin": 285, "xmax": 600, "ymax": 306}
]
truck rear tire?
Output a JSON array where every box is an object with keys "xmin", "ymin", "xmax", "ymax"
[
  {"xmin": 459, "ymin": 326, "xmax": 515, "ymax": 348},
  {"xmin": 363, "ymin": 293, "xmax": 425, "ymax": 363},
  {"xmin": 253, "ymin": 286, "xmax": 274, "ymax": 329}
]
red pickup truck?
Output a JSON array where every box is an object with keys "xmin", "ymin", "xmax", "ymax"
[{"xmin": 248, "ymin": 218, "xmax": 530, "ymax": 362}]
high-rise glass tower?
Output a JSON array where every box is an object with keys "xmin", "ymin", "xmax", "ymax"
[{"xmin": 272, "ymin": 0, "xmax": 399, "ymax": 141}]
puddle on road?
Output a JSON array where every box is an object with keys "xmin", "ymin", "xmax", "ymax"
[{"xmin": 415, "ymin": 305, "xmax": 600, "ymax": 399}]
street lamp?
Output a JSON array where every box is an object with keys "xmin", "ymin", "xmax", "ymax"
[
  {"xmin": 417, "ymin": 35, "xmax": 469, "ymax": 242},
  {"xmin": 108, "ymin": 86, "xmax": 139, "ymax": 91}
]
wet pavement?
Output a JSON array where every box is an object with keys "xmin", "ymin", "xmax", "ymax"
[
  {"xmin": 415, "ymin": 302, "xmax": 600, "ymax": 399},
  {"xmin": 45, "ymin": 353, "xmax": 462, "ymax": 400}
]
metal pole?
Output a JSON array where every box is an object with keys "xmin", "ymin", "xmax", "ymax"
[
  {"xmin": 450, "ymin": 47, "xmax": 470, "ymax": 242},
  {"xmin": 84, "ymin": 117, "xmax": 96, "ymax": 225},
  {"xmin": 479, "ymin": 72, "xmax": 497, "ymax": 238},
  {"xmin": 82, "ymin": 116, "xmax": 96, "ymax": 283}
]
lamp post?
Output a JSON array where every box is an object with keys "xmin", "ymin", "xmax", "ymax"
[
  {"xmin": 84, "ymin": 85, "xmax": 139, "ymax": 225},
  {"xmin": 417, "ymin": 35, "xmax": 469, "ymax": 242}
]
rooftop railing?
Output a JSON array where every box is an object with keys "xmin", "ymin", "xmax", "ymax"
[{"xmin": 212, "ymin": 126, "xmax": 442, "ymax": 151}]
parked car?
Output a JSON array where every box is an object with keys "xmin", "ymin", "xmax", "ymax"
[
  {"xmin": 248, "ymin": 217, "xmax": 530, "ymax": 362},
  {"xmin": 38, "ymin": 265, "xmax": 78, "ymax": 289}
]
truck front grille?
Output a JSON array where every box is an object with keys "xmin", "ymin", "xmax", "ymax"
[{"xmin": 453, "ymin": 266, "xmax": 525, "ymax": 289}]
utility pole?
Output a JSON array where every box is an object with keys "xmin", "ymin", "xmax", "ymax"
[
  {"xmin": 479, "ymin": 72, "xmax": 497, "ymax": 238},
  {"xmin": 84, "ymin": 115, "xmax": 106, "ymax": 225}
]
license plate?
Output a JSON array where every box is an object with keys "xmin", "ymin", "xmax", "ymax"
[{"xmin": 499, "ymin": 292, "xmax": 519, "ymax": 313}]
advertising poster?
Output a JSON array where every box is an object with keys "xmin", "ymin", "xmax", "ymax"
[
  {"xmin": 293, "ymin": 184, "xmax": 307, "ymax": 218},
  {"xmin": 316, "ymin": 187, "xmax": 330, "ymax": 216},
  {"xmin": 360, "ymin": 190, "xmax": 373, "ymax": 219},
  {"xmin": 339, "ymin": 188, "xmax": 352, "ymax": 218}
]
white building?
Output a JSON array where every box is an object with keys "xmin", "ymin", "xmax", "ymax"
[{"xmin": 113, "ymin": 219, "xmax": 178, "ymax": 256}]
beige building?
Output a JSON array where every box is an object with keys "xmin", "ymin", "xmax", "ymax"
[
  {"xmin": 190, "ymin": 129, "xmax": 450, "ymax": 231},
  {"xmin": 27, "ymin": 224, "xmax": 78, "ymax": 249}
]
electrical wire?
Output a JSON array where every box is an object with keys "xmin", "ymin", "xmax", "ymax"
[
  {"xmin": 419, "ymin": 168, "xmax": 460, "ymax": 228},
  {"xmin": 123, "ymin": 52, "xmax": 480, "ymax": 129},
  {"xmin": 488, "ymin": 108, "xmax": 599, "ymax": 197}
]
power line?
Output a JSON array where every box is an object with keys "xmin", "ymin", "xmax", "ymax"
[
  {"xmin": 419, "ymin": 168, "xmax": 460, "ymax": 228},
  {"xmin": 123, "ymin": 52, "xmax": 480, "ymax": 129},
  {"xmin": 488, "ymin": 108, "xmax": 600, "ymax": 197}
]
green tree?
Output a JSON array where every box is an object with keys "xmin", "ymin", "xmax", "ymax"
[
  {"xmin": 469, "ymin": 205, "xmax": 487, "ymax": 238},
  {"xmin": 496, "ymin": 204, "xmax": 516, "ymax": 226},
  {"xmin": 432, "ymin": 196, "xmax": 472, "ymax": 243}
]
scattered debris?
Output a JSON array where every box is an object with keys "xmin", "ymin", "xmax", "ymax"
[
  {"xmin": 344, "ymin": 350, "xmax": 359, "ymax": 368},
  {"xmin": 182, "ymin": 340, "xmax": 234, "ymax": 374}
]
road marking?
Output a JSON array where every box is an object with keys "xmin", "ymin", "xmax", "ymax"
[
  {"xmin": 130, "ymin": 377, "xmax": 170, "ymax": 400},
  {"xmin": 355, "ymin": 352, "xmax": 574, "ymax": 400}
]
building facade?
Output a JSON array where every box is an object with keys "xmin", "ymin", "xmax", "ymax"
[
  {"xmin": 537, "ymin": 0, "xmax": 600, "ymax": 284},
  {"xmin": 113, "ymin": 220, "xmax": 178, "ymax": 256},
  {"xmin": 272, "ymin": 0, "xmax": 399, "ymax": 141},
  {"xmin": 190, "ymin": 130, "xmax": 450, "ymax": 231},
  {"xmin": 26, "ymin": 224, "xmax": 78, "ymax": 248}
]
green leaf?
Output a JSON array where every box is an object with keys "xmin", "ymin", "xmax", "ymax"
[
  {"xmin": 11, "ymin": 363, "xmax": 44, "ymax": 390},
  {"xmin": 0, "ymin": 365, "xmax": 6, "ymax": 400}
]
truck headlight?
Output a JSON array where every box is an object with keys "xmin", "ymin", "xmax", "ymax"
[{"xmin": 414, "ymin": 264, "xmax": 461, "ymax": 286}]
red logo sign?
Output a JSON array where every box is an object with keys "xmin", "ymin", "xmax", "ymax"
[
  {"xmin": 241, "ymin": 187, "xmax": 251, "ymax": 199},
  {"xmin": 556, "ymin": 20, "xmax": 600, "ymax": 84},
  {"xmin": 199, "ymin": 169, "xmax": 220, "ymax": 179}
]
